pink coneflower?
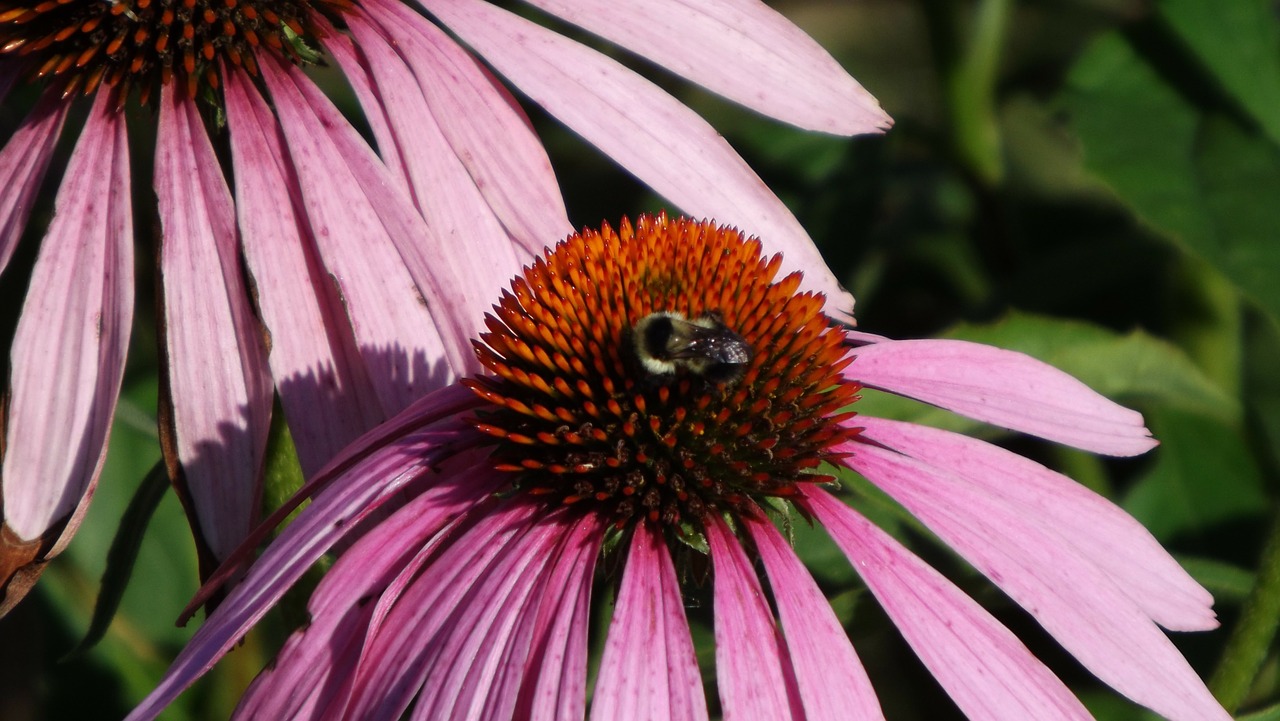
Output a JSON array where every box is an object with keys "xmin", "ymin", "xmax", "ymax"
[
  {"xmin": 128, "ymin": 215, "xmax": 1226, "ymax": 720},
  {"xmin": 0, "ymin": 0, "xmax": 889, "ymax": 612}
]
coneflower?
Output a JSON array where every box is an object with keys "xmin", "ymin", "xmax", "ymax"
[
  {"xmin": 0, "ymin": 0, "xmax": 889, "ymax": 613},
  {"xmin": 128, "ymin": 215, "xmax": 1226, "ymax": 720}
]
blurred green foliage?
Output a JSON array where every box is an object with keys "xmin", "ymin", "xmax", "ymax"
[{"xmin": 2, "ymin": 0, "xmax": 1279, "ymax": 719}]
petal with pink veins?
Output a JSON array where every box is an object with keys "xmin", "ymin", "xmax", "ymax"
[
  {"xmin": 0, "ymin": 94, "xmax": 69, "ymax": 275},
  {"xmin": 744, "ymin": 513, "xmax": 884, "ymax": 721},
  {"xmin": 803, "ymin": 488, "xmax": 1093, "ymax": 721},
  {"xmin": 416, "ymin": 0, "xmax": 857, "ymax": 318},
  {"xmin": 521, "ymin": 0, "xmax": 891, "ymax": 135},
  {"xmin": 154, "ymin": 85, "xmax": 273, "ymax": 561},
  {"xmin": 124, "ymin": 403, "xmax": 491, "ymax": 721},
  {"xmin": 326, "ymin": 0, "xmax": 572, "ymax": 256},
  {"xmin": 852, "ymin": 416, "xmax": 1217, "ymax": 631},
  {"xmin": 2, "ymin": 91, "xmax": 133, "ymax": 563},
  {"xmin": 342, "ymin": 9, "xmax": 528, "ymax": 272},
  {"xmin": 341, "ymin": 498, "xmax": 544, "ymax": 719},
  {"xmin": 845, "ymin": 442, "xmax": 1230, "ymax": 721},
  {"xmin": 592, "ymin": 521, "xmax": 709, "ymax": 721},
  {"xmin": 848, "ymin": 338, "xmax": 1158, "ymax": 456},
  {"xmin": 508, "ymin": 514, "xmax": 603, "ymax": 721},
  {"xmin": 414, "ymin": 509, "xmax": 573, "ymax": 719},
  {"xmin": 222, "ymin": 67, "xmax": 387, "ymax": 476},
  {"xmin": 260, "ymin": 54, "xmax": 524, "ymax": 384},
  {"xmin": 706, "ymin": 515, "xmax": 798, "ymax": 720}
]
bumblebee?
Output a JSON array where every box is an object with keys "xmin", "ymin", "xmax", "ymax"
[{"xmin": 631, "ymin": 311, "xmax": 752, "ymax": 386}]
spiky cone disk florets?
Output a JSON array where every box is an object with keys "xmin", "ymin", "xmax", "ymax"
[
  {"xmin": 465, "ymin": 213, "xmax": 863, "ymax": 535},
  {"xmin": 0, "ymin": 0, "xmax": 345, "ymax": 101}
]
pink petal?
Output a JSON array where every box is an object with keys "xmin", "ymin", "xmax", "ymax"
[
  {"xmin": 329, "ymin": 0, "xmax": 572, "ymax": 256},
  {"xmin": 2, "ymin": 91, "xmax": 133, "ymax": 553},
  {"xmin": 154, "ymin": 85, "xmax": 272, "ymax": 560},
  {"xmin": 846, "ymin": 441, "xmax": 1229, "ymax": 721},
  {"xmin": 222, "ymin": 67, "xmax": 387, "ymax": 476},
  {"xmin": 0, "ymin": 93, "xmax": 68, "ymax": 275},
  {"xmin": 848, "ymin": 338, "xmax": 1158, "ymax": 456},
  {"xmin": 342, "ymin": 498, "xmax": 545, "ymax": 719},
  {"xmin": 705, "ymin": 515, "xmax": 798, "ymax": 720},
  {"xmin": 417, "ymin": 0, "xmax": 858, "ymax": 319},
  {"xmin": 523, "ymin": 0, "xmax": 890, "ymax": 135},
  {"xmin": 508, "ymin": 513, "xmax": 603, "ymax": 721},
  {"xmin": 125, "ymin": 405, "xmax": 491, "ymax": 721},
  {"xmin": 853, "ymin": 417, "xmax": 1216, "ymax": 631},
  {"xmin": 592, "ymin": 521, "xmax": 709, "ymax": 721},
  {"xmin": 341, "ymin": 9, "xmax": 529, "ymax": 269},
  {"xmin": 414, "ymin": 510, "xmax": 573, "ymax": 719},
  {"xmin": 255, "ymin": 55, "xmax": 468, "ymax": 405},
  {"xmin": 743, "ymin": 513, "xmax": 884, "ymax": 721},
  {"xmin": 803, "ymin": 488, "xmax": 1093, "ymax": 721}
]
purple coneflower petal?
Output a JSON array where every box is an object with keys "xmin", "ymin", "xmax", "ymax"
[
  {"xmin": 592, "ymin": 521, "xmax": 709, "ymax": 721},
  {"xmin": 418, "ymin": 0, "xmax": 858, "ymax": 317},
  {"xmin": 855, "ymin": 417, "xmax": 1217, "ymax": 631},
  {"xmin": 256, "ymin": 53, "xmax": 473, "ymax": 396},
  {"xmin": 849, "ymin": 338, "xmax": 1158, "ymax": 456},
  {"xmin": 2, "ymin": 91, "xmax": 132, "ymax": 554},
  {"xmin": 222, "ymin": 68, "xmax": 386, "ymax": 476},
  {"xmin": 341, "ymin": 9, "xmax": 528, "ymax": 268},
  {"xmin": 523, "ymin": 0, "xmax": 891, "ymax": 135},
  {"xmin": 154, "ymin": 85, "xmax": 272, "ymax": 561},
  {"xmin": 341, "ymin": 498, "xmax": 545, "ymax": 719},
  {"xmin": 510, "ymin": 514, "xmax": 603, "ymax": 721},
  {"xmin": 337, "ymin": 0, "xmax": 572, "ymax": 255},
  {"xmin": 804, "ymin": 488, "xmax": 1093, "ymax": 721},
  {"xmin": 0, "ymin": 94, "xmax": 68, "ymax": 274},
  {"xmin": 706, "ymin": 515, "xmax": 798, "ymax": 719},
  {"xmin": 743, "ymin": 513, "xmax": 884, "ymax": 721},
  {"xmin": 413, "ymin": 508, "xmax": 575, "ymax": 720},
  {"xmin": 846, "ymin": 440, "xmax": 1230, "ymax": 721},
  {"xmin": 125, "ymin": 390, "xmax": 488, "ymax": 721}
]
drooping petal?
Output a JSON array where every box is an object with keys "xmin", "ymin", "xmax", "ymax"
[
  {"xmin": 845, "ymin": 441, "xmax": 1230, "ymax": 721},
  {"xmin": 853, "ymin": 417, "xmax": 1216, "ymax": 631},
  {"xmin": 255, "ymin": 54, "xmax": 467, "ymax": 405},
  {"xmin": 706, "ymin": 515, "xmax": 798, "ymax": 720},
  {"xmin": 417, "ymin": 0, "xmax": 858, "ymax": 319},
  {"xmin": 413, "ymin": 509, "xmax": 575, "ymax": 720},
  {"xmin": 509, "ymin": 513, "xmax": 604, "ymax": 721},
  {"xmin": 848, "ymin": 338, "xmax": 1157, "ymax": 456},
  {"xmin": 591, "ymin": 521, "xmax": 709, "ymax": 721},
  {"xmin": 154, "ymin": 85, "xmax": 272, "ymax": 562},
  {"xmin": 231, "ymin": 454, "xmax": 485, "ymax": 719},
  {"xmin": 341, "ymin": 497, "xmax": 546, "ymax": 720},
  {"xmin": 803, "ymin": 488, "xmax": 1093, "ymax": 721},
  {"xmin": 743, "ymin": 513, "xmax": 884, "ymax": 721},
  {"xmin": 2, "ymin": 92, "xmax": 133, "ymax": 576},
  {"xmin": 326, "ymin": 0, "xmax": 572, "ymax": 256},
  {"xmin": 0, "ymin": 93, "xmax": 68, "ymax": 275},
  {"xmin": 222, "ymin": 66, "xmax": 386, "ymax": 476},
  {"xmin": 341, "ymin": 8, "xmax": 529, "ymax": 274},
  {"xmin": 521, "ymin": 0, "xmax": 890, "ymax": 135},
  {"xmin": 125, "ymin": 401, "xmax": 490, "ymax": 721}
]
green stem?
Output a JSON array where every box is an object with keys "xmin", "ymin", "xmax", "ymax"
[
  {"xmin": 929, "ymin": 0, "xmax": 1011, "ymax": 186},
  {"xmin": 1210, "ymin": 507, "xmax": 1280, "ymax": 712}
]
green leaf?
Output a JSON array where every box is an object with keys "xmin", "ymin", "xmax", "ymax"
[
  {"xmin": 1160, "ymin": 0, "xmax": 1280, "ymax": 145},
  {"xmin": 1123, "ymin": 406, "xmax": 1268, "ymax": 541},
  {"xmin": 66, "ymin": 461, "xmax": 169, "ymax": 658},
  {"xmin": 1065, "ymin": 32, "xmax": 1280, "ymax": 322}
]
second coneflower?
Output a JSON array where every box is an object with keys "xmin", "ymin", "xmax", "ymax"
[
  {"xmin": 0, "ymin": 0, "xmax": 889, "ymax": 614},
  {"xmin": 128, "ymin": 215, "xmax": 1227, "ymax": 720}
]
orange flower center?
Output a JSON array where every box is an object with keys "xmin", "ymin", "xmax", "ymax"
[
  {"xmin": 0, "ymin": 0, "xmax": 344, "ymax": 101},
  {"xmin": 466, "ymin": 214, "xmax": 861, "ymax": 531}
]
